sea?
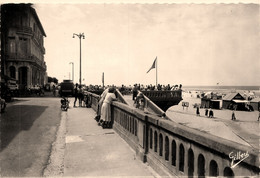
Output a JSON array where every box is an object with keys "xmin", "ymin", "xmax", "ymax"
[
  {"xmin": 182, "ymin": 85, "xmax": 260, "ymax": 96},
  {"xmin": 182, "ymin": 85, "xmax": 259, "ymax": 91}
]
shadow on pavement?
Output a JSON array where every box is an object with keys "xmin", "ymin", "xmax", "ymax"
[
  {"xmin": 7, "ymin": 98, "xmax": 30, "ymax": 104},
  {"xmin": 0, "ymin": 105, "xmax": 47, "ymax": 151}
]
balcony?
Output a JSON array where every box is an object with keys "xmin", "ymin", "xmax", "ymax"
[
  {"xmin": 5, "ymin": 54, "xmax": 46, "ymax": 70},
  {"xmin": 16, "ymin": 26, "xmax": 33, "ymax": 36},
  {"xmin": 32, "ymin": 36, "xmax": 45, "ymax": 54},
  {"xmin": 30, "ymin": 55, "xmax": 47, "ymax": 70}
]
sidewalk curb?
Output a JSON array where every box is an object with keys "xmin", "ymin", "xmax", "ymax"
[{"xmin": 43, "ymin": 111, "xmax": 67, "ymax": 176}]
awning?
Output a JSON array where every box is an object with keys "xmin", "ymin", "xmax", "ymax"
[{"xmin": 232, "ymin": 100, "xmax": 248, "ymax": 103}]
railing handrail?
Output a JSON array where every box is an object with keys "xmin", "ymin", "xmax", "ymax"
[
  {"xmin": 86, "ymin": 90, "xmax": 259, "ymax": 170},
  {"xmin": 112, "ymin": 101, "xmax": 259, "ymax": 167},
  {"xmin": 115, "ymin": 89, "xmax": 129, "ymax": 105},
  {"xmin": 138, "ymin": 90, "xmax": 167, "ymax": 119}
]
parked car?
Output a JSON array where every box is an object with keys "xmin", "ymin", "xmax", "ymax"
[{"xmin": 59, "ymin": 81, "xmax": 74, "ymax": 97}]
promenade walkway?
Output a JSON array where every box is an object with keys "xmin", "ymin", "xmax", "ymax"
[{"xmin": 62, "ymin": 106, "xmax": 156, "ymax": 177}]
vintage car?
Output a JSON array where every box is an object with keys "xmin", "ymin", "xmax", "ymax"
[{"xmin": 59, "ymin": 80, "xmax": 74, "ymax": 97}]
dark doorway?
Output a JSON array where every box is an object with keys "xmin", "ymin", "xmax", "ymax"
[
  {"xmin": 19, "ymin": 67, "xmax": 28, "ymax": 89},
  {"xmin": 10, "ymin": 66, "xmax": 16, "ymax": 79}
]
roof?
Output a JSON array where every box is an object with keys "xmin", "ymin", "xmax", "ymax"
[
  {"xmin": 2, "ymin": 4, "xmax": 46, "ymax": 37},
  {"xmin": 30, "ymin": 5, "xmax": 46, "ymax": 37},
  {"xmin": 233, "ymin": 100, "xmax": 249, "ymax": 103},
  {"xmin": 222, "ymin": 93, "xmax": 244, "ymax": 101}
]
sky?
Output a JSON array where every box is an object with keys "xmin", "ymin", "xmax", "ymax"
[{"xmin": 13, "ymin": 1, "xmax": 260, "ymax": 86}]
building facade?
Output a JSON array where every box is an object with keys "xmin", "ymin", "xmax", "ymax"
[{"xmin": 1, "ymin": 4, "xmax": 47, "ymax": 90}]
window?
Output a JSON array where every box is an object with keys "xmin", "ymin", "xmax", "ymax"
[
  {"xmin": 8, "ymin": 37, "xmax": 16, "ymax": 54},
  {"xmin": 18, "ymin": 37, "xmax": 28, "ymax": 56}
]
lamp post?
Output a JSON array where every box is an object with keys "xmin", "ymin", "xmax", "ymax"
[
  {"xmin": 69, "ymin": 62, "xmax": 74, "ymax": 82},
  {"xmin": 72, "ymin": 33, "xmax": 85, "ymax": 86}
]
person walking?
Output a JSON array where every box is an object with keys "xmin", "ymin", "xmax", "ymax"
[
  {"xmin": 52, "ymin": 85, "xmax": 56, "ymax": 97},
  {"xmin": 205, "ymin": 108, "xmax": 208, "ymax": 117},
  {"xmin": 231, "ymin": 110, "xmax": 236, "ymax": 121},
  {"xmin": 196, "ymin": 106, "xmax": 200, "ymax": 116},
  {"xmin": 132, "ymin": 84, "xmax": 138, "ymax": 101},
  {"xmin": 78, "ymin": 86, "xmax": 84, "ymax": 107},
  {"xmin": 209, "ymin": 108, "xmax": 214, "ymax": 118},
  {"xmin": 73, "ymin": 83, "xmax": 79, "ymax": 107},
  {"xmin": 100, "ymin": 87, "xmax": 117, "ymax": 128}
]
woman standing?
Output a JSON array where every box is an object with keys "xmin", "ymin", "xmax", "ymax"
[
  {"xmin": 100, "ymin": 87, "xmax": 117, "ymax": 128},
  {"xmin": 95, "ymin": 87, "xmax": 109, "ymax": 122}
]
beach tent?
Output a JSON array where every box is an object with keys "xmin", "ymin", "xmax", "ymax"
[
  {"xmin": 222, "ymin": 92, "xmax": 246, "ymax": 110},
  {"xmin": 250, "ymin": 98, "xmax": 260, "ymax": 111},
  {"xmin": 203, "ymin": 92, "xmax": 212, "ymax": 99}
]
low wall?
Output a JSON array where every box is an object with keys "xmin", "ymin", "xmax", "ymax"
[{"xmin": 87, "ymin": 92, "xmax": 259, "ymax": 177}]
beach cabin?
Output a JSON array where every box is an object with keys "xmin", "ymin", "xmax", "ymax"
[
  {"xmin": 222, "ymin": 92, "xmax": 248, "ymax": 110},
  {"xmin": 201, "ymin": 92, "xmax": 222, "ymax": 109},
  {"xmin": 250, "ymin": 98, "xmax": 260, "ymax": 111},
  {"xmin": 201, "ymin": 98, "xmax": 222, "ymax": 109}
]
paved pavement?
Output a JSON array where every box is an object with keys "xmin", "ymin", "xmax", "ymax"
[
  {"xmin": 0, "ymin": 97, "xmax": 61, "ymax": 177},
  {"xmin": 62, "ymin": 104, "xmax": 157, "ymax": 177}
]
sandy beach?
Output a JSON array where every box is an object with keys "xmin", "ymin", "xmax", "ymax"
[{"xmin": 166, "ymin": 92, "xmax": 259, "ymax": 149}]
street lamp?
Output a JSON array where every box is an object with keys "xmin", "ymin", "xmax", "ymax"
[
  {"xmin": 72, "ymin": 33, "xmax": 85, "ymax": 86},
  {"xmin": 69, "ymin": 62, "xmax": 74, "ymax": 82}
]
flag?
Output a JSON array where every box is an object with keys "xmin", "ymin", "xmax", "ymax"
[{"xmin": 147, "ymin": 57, "xmax": 157, "ymax": 73}]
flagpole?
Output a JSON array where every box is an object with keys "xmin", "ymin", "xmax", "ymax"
[{"xmin": 156, "ymin": 57, "xmax": 158, "ymax": 86}]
